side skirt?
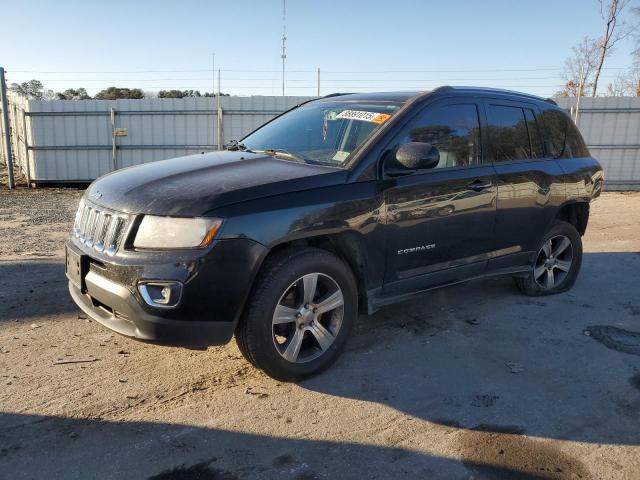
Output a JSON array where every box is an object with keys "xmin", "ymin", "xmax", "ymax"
[{"xmin": 366, "ymin": 264, "xmax": 531, "ymax": 314}]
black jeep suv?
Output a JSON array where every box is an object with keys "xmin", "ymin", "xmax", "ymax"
[{"xmin": 66, "ymin": 87, "xmax": 603, "ymax": 380}]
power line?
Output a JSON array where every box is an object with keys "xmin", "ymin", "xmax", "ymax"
[
  {"xmin": 7, "ymin": 76, "xmax": 569, "ymax": 83},
  {"xmin": 7, "ymin": 77, "xmax": 284, "ymax": 82},
  {"xmin": 10, "ymin": 85, "xmax": 566, "ymax": 90},
  {"xmin": 8, "ymin": 66, "xmax": 631, "ymax": 74}
]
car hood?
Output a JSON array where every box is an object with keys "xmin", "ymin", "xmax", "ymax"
[{"xmin": 85, "ymin": 151, "xmax": 347, "ymax": 216}]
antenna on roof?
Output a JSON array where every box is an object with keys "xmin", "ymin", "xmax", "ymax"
[{"xmin": 281, "ymin": 0, "xmax": 287, "ymax": 97}]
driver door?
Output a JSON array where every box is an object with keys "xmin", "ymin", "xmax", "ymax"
[{"xmin": 382, "ymin": 99, "xmax": 498, "ymax": 296}]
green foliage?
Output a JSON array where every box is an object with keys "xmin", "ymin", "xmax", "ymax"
[
  {"xmin": 56, "ymin": 88, "xmax": 91, "ymax": 100},
  {"xmin": 9, "ymin": 79, "xmax": 45, "ymax": 99},
  {"xmin": 158, "ymin": 90, "xmax": 230, "ymax": 98},
  {"xmin": 94, "ymin": 87, "xmax": 144, "ymax": 100},
  {"xmin": 158, "ymin": 89, "xmax": 202, "ymax": 98},
  {"xmin": 202, "ymin": 92, "xmax": 230, "ymax": 97}
]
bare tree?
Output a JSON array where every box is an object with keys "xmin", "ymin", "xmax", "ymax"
[
  {"xmin": 606, "ymin": 75, "xmax": 629, "ymax": 95},
  {"xmin": 605, "ymin": 59, "xmax": 640, "ymax": 96},
  {"xmin": 633, "ymin": 5, "xmax": 640, "ymax": 58},
  {"xmin": 623, "ymin": 62, "xmax": 640, "ymax": 96},
  {"xmin": 557, "ymin": 37, "xmax": 600, "ymax": 97},
  {"xmin": 592, "ymin": 0, "xmax": 632, "ymax": 96}
]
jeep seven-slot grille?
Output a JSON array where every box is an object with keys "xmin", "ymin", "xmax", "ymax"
[{"xmin": 73, "ymin": 201, "xmax": 128, "ymax": 256}]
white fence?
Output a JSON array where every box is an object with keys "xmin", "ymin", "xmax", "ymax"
[
  {"xmin": 556, "ymin": 97, "xmax": 640, "ymax": 191},
  {"xmin": 3, "ymin": 94, "xmax": 640, "ymax": 190},
  {"xmin": 8, "ymin": 95, "xmax": 312, "ymax": 183}
]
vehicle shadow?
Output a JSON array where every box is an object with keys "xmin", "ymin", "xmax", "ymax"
[
  {"xmin": 0, "ymin": 260, "xmax": 76, "ymax": 322},
  {"xmin": 0, "ymin": 411, "xmax": 577, "ymax": 480},
  {"xmin": 303, "ymin": 251, "xmax": 640, "ymax": 449}
]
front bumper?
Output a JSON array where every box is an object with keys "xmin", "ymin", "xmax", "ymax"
[
  {"xmin": 66, "ymin": 237, "xmax": 266, "ymax": 347},
  {"xmin": 69, "ymin": 274, "xmax": 235, "ymax": 347}
]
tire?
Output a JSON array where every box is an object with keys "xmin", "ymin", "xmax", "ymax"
[
  {"xmin": 515, "ymin": 220, "xmax": 582, "ymax": 296},
  {"xmin": 235, "ymin": 247, "xmax": 357, "ymax": 381}
]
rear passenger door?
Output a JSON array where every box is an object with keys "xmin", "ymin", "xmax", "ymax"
[{"xmin": 482, "ymin": 99, "xmax": 565, "ymax": 270}]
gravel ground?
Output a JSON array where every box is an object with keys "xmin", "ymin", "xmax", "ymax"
[
  {"xmin": 0, "ymin": 188, "xmax": 82, "ymax": 259},
  {"xmin": 0, "ymin": 190, "xmax": 639, "ymax": 480}
]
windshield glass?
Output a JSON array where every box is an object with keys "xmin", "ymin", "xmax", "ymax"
[{"xmin": 240, "ymin": 100, "xmax": 403, "ymax": 167}]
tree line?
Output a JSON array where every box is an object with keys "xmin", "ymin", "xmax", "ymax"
[{"xmin": 9, "ymin": 81, "xmax": 229, "ymax": 100}]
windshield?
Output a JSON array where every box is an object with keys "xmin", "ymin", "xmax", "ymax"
[{"xmin": 240, "ymin": 100, "xmax": 403, "ymax": 167}]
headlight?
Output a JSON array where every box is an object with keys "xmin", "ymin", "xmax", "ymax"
[{"xmin": 133, "ymin": 216, "xmax": 222, "ymax": 249}]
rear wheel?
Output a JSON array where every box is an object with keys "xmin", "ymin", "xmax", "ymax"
[
  {"xmin": 515, "ymin": 220, "xmax": 582, "ymax": 296},
  {"xmin": 235, "ymin": 248, "xmax": 357, "ymax": 381}
]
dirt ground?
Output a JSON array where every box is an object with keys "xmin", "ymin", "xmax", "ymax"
[{"xmin": 1, "ymin": 190, "xmax": 639, "ymax": 480}]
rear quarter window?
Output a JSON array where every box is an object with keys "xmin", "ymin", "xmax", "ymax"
[{"xmin": 539, "ymin": 109, "xmax": 590, "ymax": 159}]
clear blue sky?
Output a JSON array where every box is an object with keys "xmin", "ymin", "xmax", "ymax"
[{"xmin": 3, "ymin": 0, "xmax": 638, "ymax": 97}]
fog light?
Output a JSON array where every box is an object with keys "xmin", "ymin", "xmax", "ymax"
[{"xmin": 138, "ymin": 281, "xmax": 183, "ymax": 308}]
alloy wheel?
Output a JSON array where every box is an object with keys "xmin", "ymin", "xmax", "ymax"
[
  {"xmin": 533, "ymin": 235, "xmax": 574, "ymax": 289},
  {"xmin": 272, "ymin": 273, "xmax": 344, "ymax": 363}
]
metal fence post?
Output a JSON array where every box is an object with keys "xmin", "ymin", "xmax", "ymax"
[
  {"xmin": 317, "ymin": 68, "xmax": 320, "ymax": 97},
  {"xmin": 217, "ymin": 69, "xmax": 223, "ymax": 150},
  {"xmin": 21, "ymin": 105, "xmax": 31, "ymax": 185},
  {"xmin": 0, "ymin": 67, "xmax": 15, "ymax": 189},
  {"xmin": 110, "ymin": 107, "xmax": 117, "ymax": 171}
]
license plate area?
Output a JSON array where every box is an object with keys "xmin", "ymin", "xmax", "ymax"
[{"xmin": 66, "ymin": 245, "xmax": 87, "ymax": 291}]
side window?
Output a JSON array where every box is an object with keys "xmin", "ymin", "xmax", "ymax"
[
  {"xmin": 487, "ymin": 105, "xmax": 531, "ymax": 161},
  {"xmin": 393, "ymin": 103, "xmax": 481, "ymax": 168},
  {"xmin": 524, "ymin": 109, "xmax": 544, "ymax": 159},
  {"xmin": 538, "ymin": 109, "xmax": 568, "ymax": 158}
]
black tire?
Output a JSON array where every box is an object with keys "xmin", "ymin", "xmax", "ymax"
[
  {"xmin": 515, "ymin": 220, "xmax": 582, "ymax": 296},
  {"xmin": 235, "ymin": 247, "xmax": 357, "ymax": 381}
]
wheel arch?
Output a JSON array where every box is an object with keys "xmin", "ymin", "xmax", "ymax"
[
  {"xmin": 554, "ymin": 201, "xmax": 590, "ymax": 236},
  {"xmin": 251, "ymin": 231, "xmax": 372, "ymax": 313}
]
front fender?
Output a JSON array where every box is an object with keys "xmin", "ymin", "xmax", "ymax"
[{"xmin": 212, "ymin": 181, "xmax": 387, "ymax": 296}]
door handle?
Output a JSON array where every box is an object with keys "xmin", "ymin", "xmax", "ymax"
[{"xmin": 466, "ymin": 179, "xmax": 492, "ymax": 191}]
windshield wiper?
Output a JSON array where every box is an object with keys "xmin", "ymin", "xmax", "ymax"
[{"xmin": 251, "ymin": 148, "xmax": 306, "ymax": 163}]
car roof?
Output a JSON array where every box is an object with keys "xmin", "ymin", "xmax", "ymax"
[{"xmin": 318, "ymin": 86, "xmax": 556, "ymax": 106}]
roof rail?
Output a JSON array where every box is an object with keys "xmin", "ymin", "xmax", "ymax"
[
  {"xmin": 444, "ymin": 86, "xmax": 552, "ymax": 103},
  {"xmin": 544, "ymin": 97, "xmax": 558, "ymax": 105},
  {"xmin": 322, "ymin": 92, "xmax": 356, "ymax": 98}
]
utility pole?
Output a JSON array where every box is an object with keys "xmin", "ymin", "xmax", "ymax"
[
  {"xmin": 212, "ymin": 52, "xmax": 216, "ymax": 149},
  {"xmin": 0, "ymin": 67, "xmax": 15, "ymax": 189},
  {"xmin": 281, "ymin": 0, "xmax": 286, "ymax": 96}
]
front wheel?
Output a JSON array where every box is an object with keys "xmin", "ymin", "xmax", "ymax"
[
  {"xmin": 515, "ymin": 220, "xmax": 583, "ymax": 296},
  {"xmin": 235, "ymin": 248, "xmax": 357, "ymax": 381}
]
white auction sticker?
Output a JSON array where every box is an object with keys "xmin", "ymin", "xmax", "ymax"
[{"xmin": 335, "ymin": 110, "xmax": 391, "ymax": 124}]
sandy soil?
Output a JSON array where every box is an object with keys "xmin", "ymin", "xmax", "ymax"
[{"xmin": 0, "ymin": 190, "xmax": 639, "ymax": 479}]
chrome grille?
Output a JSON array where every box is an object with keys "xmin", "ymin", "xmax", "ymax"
[{"xmin": 73, "ymin": 201, "xmax": 129, "ymax": 256}]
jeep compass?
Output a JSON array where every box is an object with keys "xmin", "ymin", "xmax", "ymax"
[{"xmin": 66, "ymin": 87, "xmax": 603, "ymax": 381}]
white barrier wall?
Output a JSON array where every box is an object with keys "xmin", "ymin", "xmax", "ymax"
[
  {"xmin": 16, "ymin": 95, "xmax": 312, "ymax": 183},
  {"xmin": 5, "ymin": 94, "xmax": 640, "ymax": 190},
  {"xmin": 556, "ymin": 97, "xmax": 640, "ymax": 191}
]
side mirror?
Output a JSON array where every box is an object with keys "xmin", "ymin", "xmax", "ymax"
[{"xmin": 393, "ymin": 142, "xmax": 440, "ymax": 171}]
